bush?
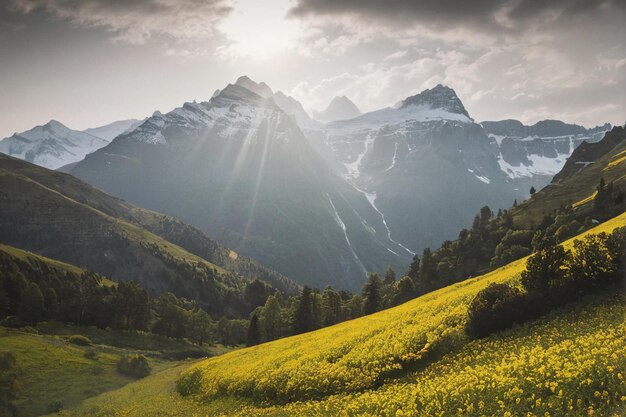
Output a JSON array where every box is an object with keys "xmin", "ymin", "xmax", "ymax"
[
  {"xmin": 521, "ymin": 235, "xmax": 569, "ymax": 294},
  {"xmin": 466, "ymin": 283, "xmax": 528, "ymax": 339},
  {"xmin": 68, "ymin": 335, "xmax": 92, "ymax": 346},
  {"xmin": 176, "ymin": 368, "xmax": 203, "ymax": 396},
  {"xmin": 46, "ymin": 400, "xmax": 63, "ymax": 413},
  {"xmin": 83, "ymin": 348, "xmax": 98, "ymax": 360},
  {"xmin": 117, "ymin": 354, "xmax": 151, "ymax": 378},
  {"xmin": 0, "ymin": 316, "xmax": 26, "ymax": 328},
  {"xmin": 566, "ymin": 234, "xmax": 615, "ymax": 291}
]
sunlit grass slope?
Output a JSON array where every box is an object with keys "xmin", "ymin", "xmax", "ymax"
[
  {"xmin": 180, "ymin": 212, "xmax": 626, "ymax": 401},
  {"xmin": 60, "ymin": 212, "xmax": 626, "ymax": 416}
]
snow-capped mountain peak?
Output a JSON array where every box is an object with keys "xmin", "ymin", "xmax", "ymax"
[
  {"xmin": 400, "ymin": 84, "xmax": 470, "ymax": 118},
  {"xmin": 0, "ymin": 120, "xmax": 108, "ymax": 170},
  {"xmin": 234, "ymin": 75, "xmax": 274, "ymax": 98},
  {"xmin": 117, "ymin": 80, "xmax": 287, "ymax": 146}
]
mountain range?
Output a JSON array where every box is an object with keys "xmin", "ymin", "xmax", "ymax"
[
  {"xmin": 0, "ymin": 77, "xmax": 613, "ymax": 290},
  {"xmin": 0, "ymin": 118, "xmax": 142, "ymax": 170},
  {"xmin": 64, "ymin": 78, "xmax": 407, "ymax": 290}
]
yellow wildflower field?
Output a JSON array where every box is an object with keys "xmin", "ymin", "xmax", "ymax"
[{"xmin": 63, "ymin": 212, "xmax": 626, "ymax": 416}]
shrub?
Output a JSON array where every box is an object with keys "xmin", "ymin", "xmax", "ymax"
[
  {"xmin": 521, "ymin": 235, "xmax": 569, "ymax": 294},
  {"xmin": 68, "ymin": 335, "xmax": 92, "ymax": 346},
  {"xmin": 117, "ymin": 354, "xmax": 151, "ymax": 378},
  {"xmin": 0, "ymin": 316, "xmax": 26, "ymax": 329},
  {"xmin": 176, "ymin": 368, "xmax": 203, "ymax": 396},
  {"xmin": 466, "ymin": 283, "xmax": 528, "ymax": 339},
  {"xmin": 566, "ymin": 234, "xmax": 615, "ymax": 291},
  {"xmin": 46, "ymin": 400, "xmax": 63, "ymax": 413}
]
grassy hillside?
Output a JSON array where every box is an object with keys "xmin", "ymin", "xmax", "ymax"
[
  {"xmin": 0, "ymin": 323, "xmax": 212, "ymax": 417},
  {"xmin": 58, "ymin": 212, "xmax": 626, "ymax": 417},
  {"xmin": 0, "ymin": 154, "xmax": 298, "ymax": 317}
]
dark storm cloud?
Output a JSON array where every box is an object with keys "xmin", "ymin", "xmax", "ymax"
[
  {"xmin": 5, "ymin": 0, "xmax": 234, "ymax": 43},
  {"xmin": 290, "ymin": 0, "xmax": 625, "ymax": 32}
]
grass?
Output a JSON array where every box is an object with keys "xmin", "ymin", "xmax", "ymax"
[
  {"xmin": 0, "ymin": 322, "xmax": 235, "ymax": 417},
  {"xmin": 0, "ymin": 327, "xmax": 161, "ymax": 417},
  {"xmin": 58, "ymin": 212, "xmax": 626, "ymax": 417},
  {"xmin": 0, "ymin": 244, "xmax": 86, "ymax": 275},
  {"xmin": 572, "ymin": 190, "xmax": 597, "ymax": 208},
  {"xmin": 605, "ymin": 153, "xmax": 626, "ymax": 170},
  {"xmin": 35, "ymin": 321, "xmax": 232, "ymax": 359}
]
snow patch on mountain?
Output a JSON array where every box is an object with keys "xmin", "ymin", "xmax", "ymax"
[
  {"xmin": 344, "ymin": 133, "xmax": 375, "ymax": 180},
  {"xmin": 354, "ymin": 185, "xmax": 415, "ymax": 256},
  {"xmin": 325, "ymin": 193, "xmax": 368, "ymax": 275},
  {"xmin": 124, "ymin": 85, "xmax": 281, "ymax": 146}
]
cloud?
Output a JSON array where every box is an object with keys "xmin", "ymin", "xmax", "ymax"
[
  {"xmin": 289, "ymin": 0, "xmax": 625, "ymax": 33},
  {"xmin": 7, "ymin": 0, "xmax": 233, "ymax": 43},
  {"xmin": 383, "ymin": 49, "xmax": 408, "ymax": 61}
]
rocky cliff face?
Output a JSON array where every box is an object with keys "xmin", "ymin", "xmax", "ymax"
[{"xmin": 482, "ymin": 119, "xmax": 610, "ymax": 180}]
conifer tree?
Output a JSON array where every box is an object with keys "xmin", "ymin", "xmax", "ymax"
[
  {"xmin": 321, "ymin": 286, "xmax": 342, "ymax": 326},
  {"xmin": 383, "ymin": 266, "xmax": 396, "ymax": 285},
  {"xmin": 362, "ymin": 273, "xmax": 382, "ymax": 315},
  {"xmin": 292, "ymin": 286, "xmax": 313, "ymax": 335},
  {"xmin": 246, "ymin": 312, "xmax": 261, "ymax": 347}
]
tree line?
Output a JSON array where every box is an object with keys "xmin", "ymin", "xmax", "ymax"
[
  {"xmin": 0, "ymin": 251, "xmax": 252, "ymax": 347},
  {"xmin": 466, "ymin": 227, "xmax": 625, "ymax": 339}
]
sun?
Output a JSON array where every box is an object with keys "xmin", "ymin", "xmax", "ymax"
[{"xmin": 217, "ymin": 0, "xmax": 301, "ymax": 59}]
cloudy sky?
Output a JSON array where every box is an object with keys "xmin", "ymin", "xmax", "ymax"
[{"xmin": 0, "ymin": 0, "xmax": 624, "ymax": 137}]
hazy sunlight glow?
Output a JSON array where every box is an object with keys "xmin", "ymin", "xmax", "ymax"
[{"xmin": 218, "ymin": 0, "xmax": 300, "ymax": 59}]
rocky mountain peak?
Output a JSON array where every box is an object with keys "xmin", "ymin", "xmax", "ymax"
[
  {"xmin": 314, "ymin": 96, "xmax": 362, "ymax": 122},
  {"xmin": 400, "ymin": 84, "xmax": 469, "ymax": 118},
  {"xmin": 234, "ymin": 75, "xmax": 274, "ymax": 98}
]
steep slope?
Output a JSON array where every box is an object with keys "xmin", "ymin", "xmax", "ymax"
[
  {"xmin": 272, "ymin": 91, "xmax": 315, "ymax": 127},
  {"xmin": 512, "ymin": 125, "xmax": 626, "ymax": 227},
  {"xmin": 552, "ymin": 124, "xmax": 625, "ymax": 182},
  {"xmin": 61, "ymin": 213, "xmax": 626, "ymax": 417},
  {"xmin": 0, "ymin": 120, "xmax": 109, "ymax": 169},
  {"xmin": 482, "ymin": 119, "xmax": 611, "ymax": 191},
  {"xmin": 68, "ymin": 78, "xmax": 408, "ymax": 290},
  {"xmin": 0, "ymin": 154, "xmax": 300, "ymax": 316},
  {"xmin": 83, "ymin": 119, "xmax": 143, "ymax": 141},
  {"xmin": 313, "ymin": 95, "xmax": 362, "ymax": 122},
  {"xmin": 309, "ymin": 84, "xmax": 523, "ymax": 254}
]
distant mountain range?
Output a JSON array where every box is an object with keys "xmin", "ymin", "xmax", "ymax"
[
  {"xmin": 1, "ymin": 76, "xmax": 613, "ymax": 290},
  {"xmin": 0, "ymin": 119, "xmax": 141, "ymax": 169}
]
